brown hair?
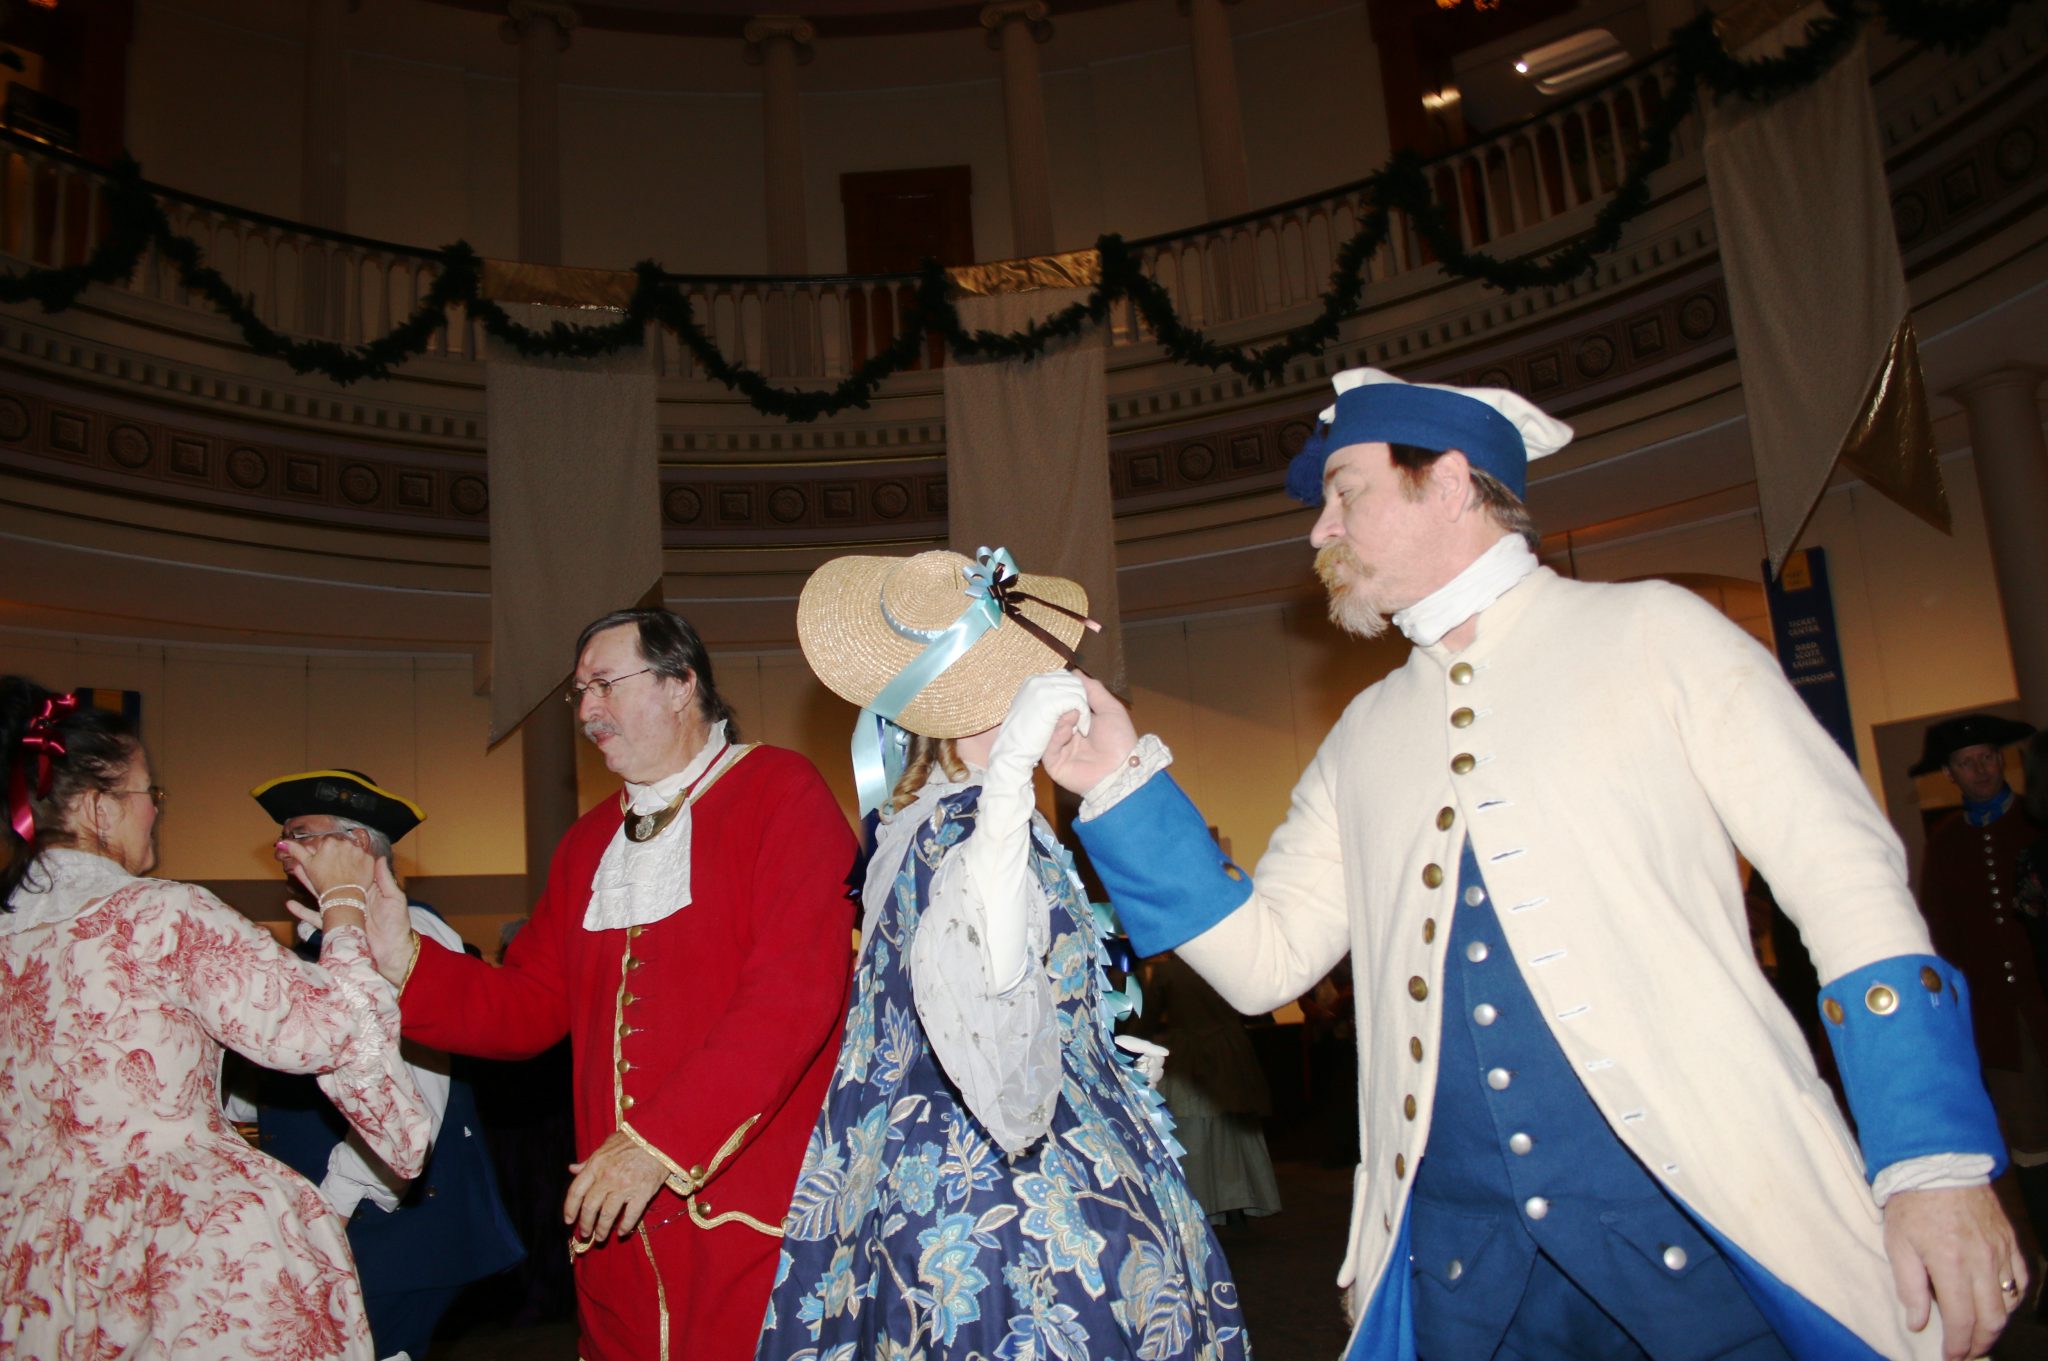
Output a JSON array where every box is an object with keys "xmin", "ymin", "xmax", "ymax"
[
  {"xmin": 888, "ymin": 733, "xmax": 970, "ymax": 814},
  {"xmin": 1387, "ymin": 442, "xmax": 1539, "ymax": 550},
  {"xmin": 2, "ymin": 677, "xmax": 143, "ymax": 906}
]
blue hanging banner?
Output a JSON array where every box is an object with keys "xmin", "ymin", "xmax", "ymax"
[{"xmin": 1763, "ymin": 547, "xmax": 1856, "ymax": 763}]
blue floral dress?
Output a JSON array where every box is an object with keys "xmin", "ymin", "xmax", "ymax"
[{"xmin": 758, "ymin": 787, "xmax": 1251, "ymax": 1361}]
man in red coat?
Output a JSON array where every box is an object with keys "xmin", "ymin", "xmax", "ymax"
[{"xmin": 356, "ymin": 607, "xmax": 857, "ymax": 1361}]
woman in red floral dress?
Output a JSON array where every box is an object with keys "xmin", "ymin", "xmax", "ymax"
[{"xmin": 0, "ymin": 677, "xmax": 431, "ymax": 1361}]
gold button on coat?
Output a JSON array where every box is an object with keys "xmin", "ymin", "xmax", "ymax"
[
  {"xmin": 617, "ymin": 1058, "xmax": 631, "ymax": 1074},
  {"xmin": 1451, "ymin": 753, "xmax": 1475, "ymax": 774},
  {"xmin": 1410, "ymin": 1037, "xmax": 1425, "ymax": 1062},
  {"xmin": 1450, "ymin": 707, "xmax": 1475, "ymax": 728},
  {"xmin": 1404, "ymin": 1095, "xmax": 1417, "ymax": 1120},
  {"xmin": 1437, "ymin": 806, "xmax": 1456, "ymax": 830},
  {"xmin": 1919, "ymin": 966, "xmax": 1942, "ymax": 993},
  {"xmin": 1823, "ymin": 998, "xmax": 1845, "ymax": 1024},
  {"xmin": 1865, "ymin": 984, "xmax": 1899, "ymax": 1016},
  {"xmin": 1394, "ymin": 1154, "xmax": 1407, "ymax": 1178},
  {"xmin": 622, "ymin": 991, "xmax": 638, "ymax": 1007},
  {"xmin": 1450, "ymin": 662, "xmax": 1474, "ymax": 685},
  {"xmin": 622, "ymin": 1094, "xmax": 636, "ymax": 1111},
  {"xmin": 1422, "ymin": 918, "xmax": 1437, "ymax": 943},
  {"xmin": 1408, "ymin": 976, "xmax": 1429, "ymax": 1001},
  {"xmin": 1422, "ymin": 864, "xmax": 1444, "ymax": 888}
]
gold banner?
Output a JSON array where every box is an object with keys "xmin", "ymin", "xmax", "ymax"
[
  {"xmin": 1842, "ymin": 318, "xmax": 1952, "ymax": 533},
  {"xmin": 480, "ymin": 258, "xmax": 639, "ymax": 310},
  {"xmin": 947, "ymin": 249, "xmax": 1102, "ymax": 297}
]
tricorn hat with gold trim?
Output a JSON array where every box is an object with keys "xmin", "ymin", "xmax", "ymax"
[{"xmin": 250, "ymin": 769, "xmax": 425, "ymax": 843}]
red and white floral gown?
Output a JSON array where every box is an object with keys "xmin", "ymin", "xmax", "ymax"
[{"xmin": 0, "ymin": 849, "xmax": 431, "ymax": 1361}]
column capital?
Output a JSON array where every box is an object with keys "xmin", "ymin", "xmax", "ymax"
[
  {"xmin": 743, "ymin": 14, "xmax": 816, "ymax": 65},
  {"xmin": 981, "ymin": 1, "xmax": 1052, "ymax": 50},
  {"xmin": 501, "ymin": 0, "xmax": 577, "ymax": 49},
  {"xmin": 1950, "ymin": 365, "xmax": 2047, "ymax": 404}
]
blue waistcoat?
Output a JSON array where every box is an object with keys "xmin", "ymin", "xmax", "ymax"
[
  {"xmin": 259, "ymin": 903, "xmax": 524, "ymax": 1307},
  {"xmin": 1394, "ymin": 841, "xmax": 1787, "ymax": 1359}
]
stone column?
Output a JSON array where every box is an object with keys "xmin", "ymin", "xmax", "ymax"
[
  {"xmin": 744, "ymin": 16, "xmax": 815, "ymax": 274},
  {"xmin": 500, "ymin": 1, "xmax": 580, "ymax": 901},
  {"xmin": 1181, "ymin": 0, "xmax": 1249, "ymax": 220},
  {"xmin": 501, "ymin": 1, "xmax": 577, "ymax": 267},
  {"xmin": 981, "ymin": 1, "xmax": 1056, "ymax": 260},
  {"xmin": 1955, "ymin": 369, "xmax": 2048, "ymax": 720},
  {"xmin": 300, "ymin": 0, "xmax": 351, "ymax": 231},
  {"xmin": 298, "ymin": 0, "xmax": 354, "ymax": 337}
]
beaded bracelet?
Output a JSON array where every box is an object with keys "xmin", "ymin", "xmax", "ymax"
[{"xmin": 317, "ymin": 883, "xmax": 370, "ymax": 907}]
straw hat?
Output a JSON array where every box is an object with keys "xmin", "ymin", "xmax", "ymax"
[{"xmin": 798, "ymin": 549, "xmax": 1090, "ymax": 738}]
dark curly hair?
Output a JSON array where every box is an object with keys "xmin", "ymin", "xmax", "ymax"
[{"xmin": 1, "ymin": 676, "xmax": 142, "ymax": 907}]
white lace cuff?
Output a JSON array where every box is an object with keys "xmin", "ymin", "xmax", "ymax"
[
  {"xmin": 1078, "ymin": 735, "xmax": 1174, "ymax": 822},
  {"xmin": 1870, "ymin": 1152, "xmax": 1996, "ymax": 1207}
]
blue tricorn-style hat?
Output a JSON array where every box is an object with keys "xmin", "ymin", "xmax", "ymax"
[
  {"xmin": 1285, "ymin": 367, "xmax": 1575, "ymax": 504},
  {"xmin": 250, "ymin": 769, "xmax": 425, "ymax": 843}
]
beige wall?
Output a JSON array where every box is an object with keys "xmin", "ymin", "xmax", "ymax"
[{"xmin": 125, "ymin": 0, "xmax": 1379, "ymax": 272}]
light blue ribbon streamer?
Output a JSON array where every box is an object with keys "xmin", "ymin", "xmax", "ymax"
[{"xmin": 849, "ymin": 546, "xmax": 1019, "ymax": 815}]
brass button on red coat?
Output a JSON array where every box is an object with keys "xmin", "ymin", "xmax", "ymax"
[{"xmin": 622, "ymin": 1094, "xmax": 636, "ymax": 1111}]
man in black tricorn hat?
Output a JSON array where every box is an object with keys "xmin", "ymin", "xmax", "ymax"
[
  {"xmin": 1913, "ymin": 714, "xmax": 2048, "ymax": 1288},
  {"xmin": 246, "ymin": 769, "xmax": 523, "ymax": 1361}
]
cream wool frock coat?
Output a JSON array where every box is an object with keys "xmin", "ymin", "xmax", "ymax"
[{"xmin": 1171, "ymin": 566, "xmax": 1945, "ymax": 1360}]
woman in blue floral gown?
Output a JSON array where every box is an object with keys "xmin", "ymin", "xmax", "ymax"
[{"xmin": 762, "ymin": 548, "xmax": 1250, "ymax": 1361}]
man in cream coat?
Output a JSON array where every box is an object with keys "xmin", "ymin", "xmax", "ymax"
[{"xmin": 1044, "ymin": 369, "xmax": 2025, "ymax": 1361}]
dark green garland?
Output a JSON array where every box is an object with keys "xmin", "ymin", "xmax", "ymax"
[{"xmin": 0, "ymin": 0, "xmax": 2021, "ymax": 419}]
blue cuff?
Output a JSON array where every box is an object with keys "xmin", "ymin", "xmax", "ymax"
[
  {"xmin": 1073, "ymin": 773, "xmax": 1252, "ymax": 958},
  {"xmin": 1817, "ymin": 954, "xmax": 2006, "ymax": 1181}
]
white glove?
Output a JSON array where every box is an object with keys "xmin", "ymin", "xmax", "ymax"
[
  {"xmin": 964, "ymin": 671, "xmax": 1091, "ymax": 991},
  {"xmin": 1115, "ymin": 1035, "xmax": 1169, "ymax": 1087}
]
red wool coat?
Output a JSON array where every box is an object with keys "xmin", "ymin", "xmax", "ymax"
[
  {"xmin": 399, "ymin": 745, "xmax": 857, "ymax": 1361},
  {"xmin": 1919, "ymin": 803, "xmax": 2048, "ymax": 1072}
]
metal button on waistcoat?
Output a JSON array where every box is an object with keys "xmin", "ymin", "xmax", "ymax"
[
  {"xmin": 1464, "ymin": 886, "xmax": 1485, "ymax": 907},
  {"xmin": 1410, "ymin": 1037, "xmax": 1425, "ymax": 1062},
  {"xmin": 1408, "ymin": 976, "xmax": 1429, "ymax": 1001},
  {"xmin": 1662, "ymin": 1245, "xmax": 1688, "ymax": 1272},
  {"xmin": 1487, "ymin": 1067, "xmax": 1512, "ymax": 1090},
  {"xmin": 1466, "ymin": 941, "xmax": 1489, "ymax": 963},
  {"xmin": 622, "ymin": 1094, "xmax": 636, "ymax": 1111},
  {"xmin": 622, "ymin": 991, "xmax": 638, "ymax": 1007},
  {"xmin": 617, "ymin": 1058, "xmax": 631, "ymax": 1075},
  {"xmin": 1437, "ymin": 806, "xmax": 1456, "ymax": 831},
  {"xmin": 1394, "ymin": 1154, "xmax": 1406, "ymax": 1178},
  {"xmin": 628, "ymin": 924, "xmax": 643, "ymax": 939},
  {"xmin": 1450, "ymin": 707, "xmax": 1475, "ymax": 728},
  {"xmin": 1473, "ymin": 1003, "xmax": 1498, "ymax": 1026},
  {"xmin": 1422, "ymin": 864, "xmax": 1444, "ymax": 888},
  {"xmin": 1509, "ymin": 1131, "xmax": 1533, "ymax": 1155},
  {"xmin": 1524, "ymin": 1196, "xmax": 1549, "ymax": 1220},
  {"xmin": 1404, "ymin": 1095, "xmax": 1417, "ymax": 1120},
  {"xmin": 1449, "ymin": 662, "xmax": 1474, "ymax": 685},
  {"xmin": 628, "ymin": 956, "xmax": 644, "ymax": 970},
  {"xmin": 1451, "ymin": 753, "xmax": 1476, "ymax": 775},
  {"xmin": 1423, "ymin": 918, "xmax": 1437, "ymax": 943}
]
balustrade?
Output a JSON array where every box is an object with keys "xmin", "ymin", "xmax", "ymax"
[{"xmin": 0, "ymin": 50, "xmax": 1698, "ymax": 385}]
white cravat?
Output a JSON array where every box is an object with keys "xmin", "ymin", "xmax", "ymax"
[
  {"xmin": 584, "ymin": 722, "xmax": 740, "ymax": 932},
  {"xmin": 1392, "ymin": 534, "xmax": 1539, "ymax": 648}
]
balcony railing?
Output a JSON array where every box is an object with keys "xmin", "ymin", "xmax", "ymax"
[{"xmin": 0, "ymin": 53, "xmax": 1694, "ymax": 387}]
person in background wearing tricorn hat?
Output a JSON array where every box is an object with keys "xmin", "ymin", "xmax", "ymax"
[
  {"xmin": 1911, "ymin": 713, "xmax": 2048, "ymax": 1303},
  {"xmin": 755, "ymin": 547, "xmax": 1247, "ymax": 1361},
  {"xmin": 343, "ymin": 608, "xmax": 857, "ymax": 1361},
  {"xmin": 239, "ymin": 769, "xmax": 524, "ymax": 1361},
  {"xmin": 1039, "ymin": 367, "xmax": 2026, "ymax": 1361}
]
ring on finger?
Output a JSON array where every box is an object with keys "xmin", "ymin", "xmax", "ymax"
[{"xmin": 2000, "ymin": 1277, "xmax": 2020, "ymax": 1297}]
